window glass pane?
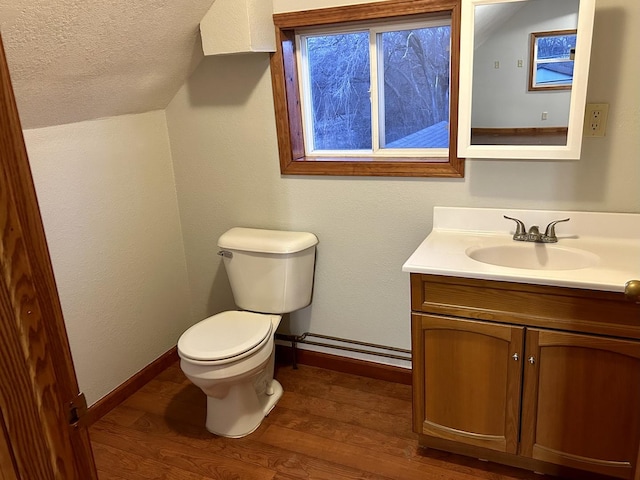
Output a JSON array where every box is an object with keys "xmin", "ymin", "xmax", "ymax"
[
  {"xmin": 535, "ymin": 61, "xmax": 574, "ymax": 86},
  {"xmin": 536, "ymin": 34, "xmax": 577, "ymax": 60},
  {"xmin": 306, "ymin": 32, "xmax": 371, "ymax": 150},
  {"xmin": 381, "ymin": 26, "xmax": 450, "ymax": 149}
]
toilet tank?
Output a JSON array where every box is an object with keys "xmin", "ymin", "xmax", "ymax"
[{"xmin": 217, "ymin": 227, "xmax": 318, "ymax": 314}]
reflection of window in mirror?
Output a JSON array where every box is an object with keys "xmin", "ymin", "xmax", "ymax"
[{"xmin": 529, "ymin": 29, "xmax": 577, "ymax": 91}]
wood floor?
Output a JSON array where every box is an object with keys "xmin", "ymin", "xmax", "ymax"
[{"xmin": 89, "ymin": 360, "xmax": 562, "ymax": 480}]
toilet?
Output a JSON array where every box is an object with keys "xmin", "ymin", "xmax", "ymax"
[{"xmin": 177, "ymin": 227, "xmax": 318, "ymax": 438}]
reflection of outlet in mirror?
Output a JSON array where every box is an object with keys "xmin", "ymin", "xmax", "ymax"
[{"xmin": 584, "ymin": 103, "xmax": 609, "ymax": 137}]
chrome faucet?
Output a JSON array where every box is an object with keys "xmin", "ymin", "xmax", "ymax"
[
  {"xmin": 504, "ymin": 216, "xmax": 569, "ymax": 243},
  {"xmin": 526, "ymin": 225, "xmax": 541, "ymax": 242}
]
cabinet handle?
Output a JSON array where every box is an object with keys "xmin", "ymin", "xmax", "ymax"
[
  {"xmin": 528, "ymin": 356, "xmax": 536, "ymax": 365},
  {"xmin": 625, "ymin": 280, "xmax": 640, "ymax": 303},
  {"xmin": 512, "ymin": 353, "xmax": 519, "ymax": 361}
]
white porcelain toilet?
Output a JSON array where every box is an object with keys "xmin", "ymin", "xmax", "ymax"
[{"xmin": 177, "ymin": 227, "xmax": 318, "ymax": 438}]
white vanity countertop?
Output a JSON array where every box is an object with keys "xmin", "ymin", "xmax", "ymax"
[{"xmin": 402, "ymin": 207, "xmax": 640, "ymax": 292}]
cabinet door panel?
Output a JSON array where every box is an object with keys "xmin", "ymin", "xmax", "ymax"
[
  {"xmin": 414, "ymin": 314, "xmax": 524, "ymax": 453},
  {"xmin": 521, "ymin": 329, "xmax": 640, "ymax": 479}
]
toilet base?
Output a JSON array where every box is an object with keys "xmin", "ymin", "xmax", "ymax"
[{"xmin": 205, "ymin": 379, "xmax": 283, "ymax": 438}]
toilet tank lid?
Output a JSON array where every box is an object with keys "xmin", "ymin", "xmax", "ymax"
[{"xmin": 218, "ymin": 227, "xmax": 318, "ymax": 254}]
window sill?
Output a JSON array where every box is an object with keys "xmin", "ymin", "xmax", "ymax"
[{"xmin": 280, "ymin": 156, "xmax": 465, "ymax": 178}]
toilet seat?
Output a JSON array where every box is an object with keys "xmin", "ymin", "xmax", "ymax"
[{"xmin": 178, "ymin": 311, "xmax": 275, "ymax": 365}]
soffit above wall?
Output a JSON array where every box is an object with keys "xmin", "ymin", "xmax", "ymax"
[
  {"xmin": 0, "ymin": 0, "xmax": 216, "ymax": 129},
  {"xmin": 200, "ymin": 0, "xmax": 275, "ymax": 55}
]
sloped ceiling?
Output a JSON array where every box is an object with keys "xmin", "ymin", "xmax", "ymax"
[
  {"xmin": 0, "ymin": 0, "xmax": 216, "ymax": 129},
  {"xmin": 473, "ymin": 2, "xmax": 525, "ymax": 49}
]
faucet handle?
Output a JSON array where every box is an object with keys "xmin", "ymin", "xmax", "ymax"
[
  {"xmin": 504, "ymin": 215, "xmax": 526, "ymax": 237},
  {"xmin": 543, "ymin": 218, "xmax": 570, "ymax": 241}
]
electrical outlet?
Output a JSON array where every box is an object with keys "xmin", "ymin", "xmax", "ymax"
[
  {"xmin": 517, "ymin": 59, "xmax": 523, "ymax": 68},
  {"xmin": 584, "ymin": 103, "xmax": 609, "ymax": 137},
  {"xmin": 541, "ymin": 112, "xmax": 548, "ymax": 121},
  {"xmin": 494, "ymin": 61, "xmax": 500, "ymax": 69}
]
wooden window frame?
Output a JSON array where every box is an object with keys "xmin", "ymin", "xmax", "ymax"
[{"xmin": 270, "ymin": 0, "xmax": 464, "ymax": 178}]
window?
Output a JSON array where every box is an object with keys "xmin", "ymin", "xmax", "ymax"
[
  {"xmin": 270, "ymin": 0, "xmax": 464, "ymax": 177},
  {"xmin": 529, "ymin": 29, "xmax": 577, "ymax": 91},
  {"xmin": 298, "ymin": 19, "xmax": 451, "ymax": 154}
]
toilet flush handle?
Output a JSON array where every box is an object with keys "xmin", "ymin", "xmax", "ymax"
[{"xmin": 217, "ymin": 250, "xmax": 233, "ymax": 259}]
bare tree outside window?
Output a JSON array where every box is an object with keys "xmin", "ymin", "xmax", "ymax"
[
  {"xmin": 302, "ymin": 23, "xmax": 451, "ymax": 152},
  {"xmin": 382, "ymin": 26, "xmax": 451, "ymax": 147},
  {"xmin": 306, "ymin": 32, "xmax": 371, "ymax": 150}
]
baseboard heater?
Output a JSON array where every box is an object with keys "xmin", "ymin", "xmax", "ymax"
[{"xmin": 275, "ymin": 332, "xmax": 411, "ymax": 369}]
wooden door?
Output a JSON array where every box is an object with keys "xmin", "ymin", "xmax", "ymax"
[
  {"xmin": 521, "ymin": 328, "xmax": 640, "ymax": 479},
  {"xmin": 0, "ymin": 34, "xmax": 98, "ymax": 478},
  {"xmin": 412, "ymin": 313, "xmax": 524, "ymax": 453}
]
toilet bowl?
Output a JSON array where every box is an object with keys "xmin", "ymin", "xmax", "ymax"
[
  {"xmin": 177, "ymin": 227, "xmax": 318, "ymax": 438},
  {"xmin": 178, "ymin": 310, "xmax": 283, "ymax": 437}
]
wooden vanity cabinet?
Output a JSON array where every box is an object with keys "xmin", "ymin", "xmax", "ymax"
[{"xmin": 410, "ymin": 274, "xmax": 640, "ymax": 480}]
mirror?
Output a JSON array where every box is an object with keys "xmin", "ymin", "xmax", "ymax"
[{"xmin": 457, "ymin": 0, "xmax": 595, "ymax": 159}]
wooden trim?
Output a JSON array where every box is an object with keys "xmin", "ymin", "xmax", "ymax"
[
  {"xmin": 270, "ymin": 0, "xmax": 465, "ymax": 178},
  {"xmin": 420, "ymin": 313, "xmax": 514, "ymax": 340},
  {"xmin": 274, "ymin": 0, "xmax": 459, "ymax": 28},
  {"xmin": 85, "ymin": 347, "xmax": 179, "ymax": 425},
  {"xmin": 275, "ymin": 345, "xmax": 412, "ymax": 385},
  {"xmin": 418, "ymin": 434, "xmax": 616, "ymax": 480},
  {"xmin": 532, "ymin": 444, "xmax": 632, "ymax": 479},
  {"xmin": 448, "ymin": 0, "xmax": 463, "ymax": 175},
  {"xmin": 410, "ymin": 274, "xmax": 640, "ymax": 340},
  {"xmin": 87, "ymin": 343, "xmax": 410, "ymax": 427},
  {"xmin": 505, "ymin": 326, "xmax": 524, "ymax": 455},
  {"xmin": 411, "ymin": 313, "xmax": 425, "ymax": 433},
  {"xmin": 270, "ymin": 28, "xmax": 303, "ymax": 170},
  {"xmin": 422, "ymin": 420, "xmax": 506, "ymax": 452},
  {"xmin": 471, "ymin": 127, "xmax": 569, "ymax": 136},
  {"xmin": 276, "ymin": 158, "xmax": 465, "ymax": 177},
  {"xmin": 519, "ymin": 329, "xmax": 540, "ymax": 457}
]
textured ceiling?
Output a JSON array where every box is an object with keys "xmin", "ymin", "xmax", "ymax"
[{"xmin": 0, "ymin": 0, "xmax": 215, "ymax": 129}]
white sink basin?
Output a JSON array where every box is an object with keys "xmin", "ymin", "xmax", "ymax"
[
  {"xmin": 403, "ymin": 208, "xmax": 640, "ymax": 292},
  {"xmin": 466, "ymin": 243, "xmax": 599, "ymax": 271}
]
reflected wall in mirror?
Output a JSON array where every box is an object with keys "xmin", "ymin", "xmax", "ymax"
[
  {"xmin": 473, "ymin": 0, "xmax": 577, "ymax": 145},
  {"xmin": 458, "ymin": 0, "xmax": 595, "ymax": 160}
]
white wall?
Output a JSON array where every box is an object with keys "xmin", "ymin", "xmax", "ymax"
[
  {"xmin": 166, "ymin": 0, "xmax": 640, "ymax": 368},
  {"xmin": 24, "ymin": 111, "xmax": 192, "ymax": 404},
  {"xmin": 472, "ymin": 0, "xmax": 578, "ymax": 128}
]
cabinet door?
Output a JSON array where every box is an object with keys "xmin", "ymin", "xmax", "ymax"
[
  {"xmin": 521, "ymin": 329, "xmax": 640, "ymax": 479},
  {"xmin": 412, "ymin": 314, "xmax": 524, "ymax": 454}
]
